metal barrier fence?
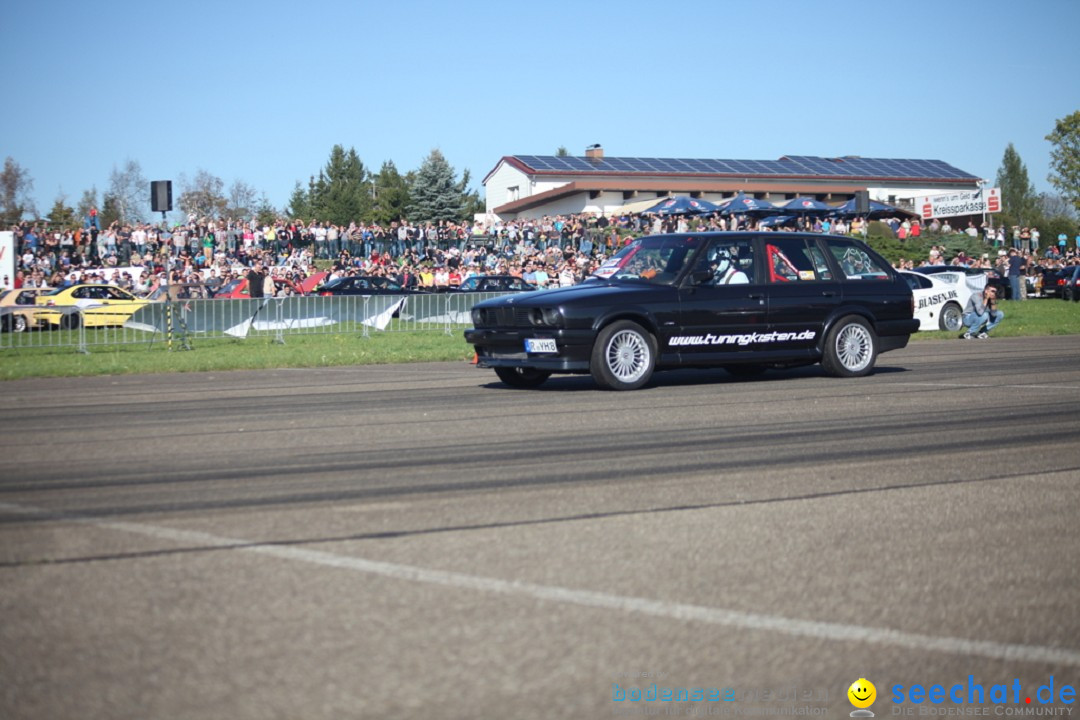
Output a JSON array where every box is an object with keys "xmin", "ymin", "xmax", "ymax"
[{"xmin": 0, "ymin": 292, "xmax": 510, "ymax": 353}]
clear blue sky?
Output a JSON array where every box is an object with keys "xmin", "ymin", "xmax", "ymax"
[{"xmin": 4, "ymin": 0, "xmax": 1078, "ymax": 218}]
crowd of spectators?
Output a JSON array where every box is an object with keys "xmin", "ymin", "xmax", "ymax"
[{"xmin": 6, "ymin": 207, "xmax": 1080, "ymax": 296}]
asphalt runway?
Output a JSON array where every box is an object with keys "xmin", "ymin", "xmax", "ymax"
[{"xmin": 2, "ymin": 336, "xmax": 1079, "ymax": 719}]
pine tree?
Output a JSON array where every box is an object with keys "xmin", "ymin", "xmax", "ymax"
[
  {"xmin": 46, "ymin": 197, "xmax": 77, "ymax": 229},
  {"xmin": 456, "ymin": 168, "xmax": 484, "ymax": 221},
  {"xmin": 372, "ymin": 160, "xmax": 410, "ymax": 226},
  {"xmin": 255, "ymin": 194, "xmax": 278, "ymax": 227},
  {"xmin": 316, "ymin": 145, "xmax": 370, "ymax": 225},
  {"xmin": 995, "ymin": 143, "xmax": 1038, "ymax": 227},
  {"xmin": 409, "ymin": 149, "xmax": 466, "ymax": 223},
  {"xmin": 287, "ymin": 182, "xmax": 310, "ymax": 221}
]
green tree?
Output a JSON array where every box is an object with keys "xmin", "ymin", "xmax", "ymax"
[
  {"xmin": 1046, "ymin": 110, "xmax": 1080, "ymax": 214},
  {"xmin": 372, "ymin": 160, "xmax": 410, "ymax": 226},
  {"xmin": 0, "ymin": 157, "xmax": 35, "ymax": 225},
  {"xmin": 286, "ymin": 181, "xmax": 310, "ymax": 221},
  {"xmin": 307, "ymin": 174, "xmax": 326, "ymax": 222},
  {"xmin": 46, "ymin": 196, "xmax": 77, "ymax": 229},
  {"xmin": 556, "ymin": 146, "xmax": 569, "ymax": 157},
  {"xmin": 313, "ymin": 145, "xmax": 370, "ymax": 225},
  {"xmin": 995, "ymin": 143, "xmax": 1038, "ymax": 227},
  {"xmin": 254, "ymin": 194, "xmax": 278, "ymax": 227},
  {"xmin": 457, "ymin": 168, "xmax": 484, "ymax": 222},
  {"xmin": 100, "ymin": 193, "xmax": 121, "ymax": 229},
  {"xmin": 408, "ymin": 149, "xmax": 468, "ymax": 223}
]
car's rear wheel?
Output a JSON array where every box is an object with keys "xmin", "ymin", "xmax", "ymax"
[
  {"xmin": 60, "ymin": 312, "xmax": 81, "ymax": 330},
  {"xmin": 821, "ymin": 316, "xmax": 878, "ymax": 378},
  {"xmin": 590, "ymin": 320, "xmax": 656, "ymax": 390},
  {"xmin": 938, "ymin": 302, "xmax": 963, "ymax": 332},
  {"xmin": 13, "ymin": 315, "xmax": 27, "ymax": 333},
  {"xmin": 1064, "ymin": 287, "xmax": 1076, "ymax": 302},
  {"xmin": 494, "ymin": 366, "xmax": 551, "ymax": 389}
]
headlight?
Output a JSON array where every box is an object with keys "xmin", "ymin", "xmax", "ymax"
[
  {"xmin": 471, "ymin": 308, "xmax": 483, "ymax": 326},
  {"xmin": 530, "ymin": 307, "xmax": 562, "ymax": 327}
]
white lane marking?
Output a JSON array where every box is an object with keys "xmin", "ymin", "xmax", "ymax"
[
  {"xmin": 891, "ymin": 381, "xmax": 1080, "ymax": 392},
  {"xmin": 4, "ymin": 501, "xmax": 1080, "ymax": 667}
]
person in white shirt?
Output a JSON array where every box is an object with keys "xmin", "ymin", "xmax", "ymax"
[{"xmin": 712, "ymin": 250, "xmax": 748, "ymax": 284}]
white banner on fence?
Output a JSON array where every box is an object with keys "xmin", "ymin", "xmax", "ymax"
[
  {"xmin": 0, "ymin": 231, "xmax": 14, "ymax": 289},
  {"xmin": 914, "ymin": 188, "xmax": 1001, "ymax": 219}
]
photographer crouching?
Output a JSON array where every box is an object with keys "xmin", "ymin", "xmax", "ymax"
[{"xmin": 961, "ymin": 285, "xmax": 1004, "ymax": 340}]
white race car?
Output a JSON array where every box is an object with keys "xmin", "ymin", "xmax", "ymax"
[{"xmin": 899, "ymin": 270, "xmax": 976, "ymax": 332}]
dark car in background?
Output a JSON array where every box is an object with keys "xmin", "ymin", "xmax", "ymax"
[
  {"xmin": 315, "ymin": 276, "xmax": 419, "ymax": 296},
  {"xmin": 465, "ymin": 232, "xmax": 919, "ymax": 390},
  {"xmin": 452, "ymin": 275, "xmax": 538, "ymax": 293},
  {"xmin": 1043, "ymin": 265, "xmax": 1080, "ymax": 301}
]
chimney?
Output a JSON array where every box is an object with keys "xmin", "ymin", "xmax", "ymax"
[{"xmin": 585, "ymin": 144, "xmax": 604, "ymax": 160}]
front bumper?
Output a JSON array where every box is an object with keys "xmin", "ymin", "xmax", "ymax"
[{"xmin": 465, "ymin": 327, "xmax": 594, "ymax": 372}]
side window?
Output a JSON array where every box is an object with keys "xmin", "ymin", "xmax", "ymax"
[
  {"xmin": 808, "ymin": 245, "xmax": 833, "ymax": 280},
  {"xmin": 73, "ymin": 287, "xmax": 91, "ymax": 299},
  {"xmin": 827, "ymin": 240, "xmax": 891, "ymax": 280},
  {"xmin": 690, "ymin": 239, "xmax": 756, "ymax": 286},
  {"xmin": 765, "ymin": 237, "xmax": 823, "ymax": 283}
]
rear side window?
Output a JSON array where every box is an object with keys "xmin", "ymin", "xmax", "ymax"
[
  {"xmin": 827, "ymin": 240, "xmax": 891, "ymax": 280},
  {"xmin": 764, "ymin": 237, "xmax": 829, "ymax": 282}
]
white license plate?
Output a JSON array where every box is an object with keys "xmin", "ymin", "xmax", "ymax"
[{"xmin": 525, "ymin": 338, "xmax": 558, "ymax": 353}]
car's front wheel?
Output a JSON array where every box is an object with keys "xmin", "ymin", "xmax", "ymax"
[
  {"xmin": 821, "ymin": 316, "xmax": 878, "ymax": 378},
  {"xmin": 13, "ymin": 315, "xmax": 27, "ymax": 333},
  {"xmin": 494, "ymin": 366, "xmax": 551, "ymax": 389},
  {"xmin": 938, "ymin": 302, "xmax": 963, "ymax": 332},
  {"xmin": 590, "ymin": 320, "xmax": 656, "ymax": 390}
]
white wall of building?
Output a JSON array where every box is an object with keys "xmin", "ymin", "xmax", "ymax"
[{"xmin": 483, "ymin": 162, "xmax": 531, "ymax": 211}]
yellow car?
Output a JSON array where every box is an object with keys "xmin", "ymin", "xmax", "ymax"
[
  {"xmin": 35, "ymin": 284, "xmax": 149, "ymax": 329},
  {"xmin": 0, "ymin": 287, "xmax": 51, "ymax": 332}
]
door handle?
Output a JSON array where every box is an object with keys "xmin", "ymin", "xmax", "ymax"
[{"xmin": 821, "ymin": 291, "xmax": 837, "ymax": 297}]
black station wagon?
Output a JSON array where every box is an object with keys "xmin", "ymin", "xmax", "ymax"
[{"xmin": 464, "ymin": 232, "xmax": 918, "ymax": 390}]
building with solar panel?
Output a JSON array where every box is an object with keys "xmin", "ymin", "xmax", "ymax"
[{"xmin": 482, "ymin": 145, "xmax": 981, "ymax": 219}]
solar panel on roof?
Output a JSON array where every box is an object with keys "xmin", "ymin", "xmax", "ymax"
[{"xmin": 508, "ymin": 154, "xmax": 976, "ymax": 180}]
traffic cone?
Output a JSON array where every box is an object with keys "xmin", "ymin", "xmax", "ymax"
[{"xmin": 470, "ymin": 352, "xmax": 478, "ymax": 365}]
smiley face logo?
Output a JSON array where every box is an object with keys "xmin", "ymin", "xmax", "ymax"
[{"xmin": 848, "ymin": 678, "xmax": 877, "ymax": 710}]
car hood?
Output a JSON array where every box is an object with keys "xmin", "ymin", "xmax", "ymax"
[{"xmin": 476, "ymin": 281, "xmax": 664, "ymax": 308}]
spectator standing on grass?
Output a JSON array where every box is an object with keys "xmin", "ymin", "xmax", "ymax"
[
  {"xmin": 247, "ymin": 261, "xmax": 265, "ymax": 299},
  {"xmin": 1006, "ymin": 248, "xmax": 1026, "ymax": 301}
]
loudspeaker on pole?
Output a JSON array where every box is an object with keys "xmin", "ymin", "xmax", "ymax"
[
  {"xmin": 854, "ymin": 190, "xmax": 870, "ymax": 214},
  {"xmin": 151, "ymin": 180, "xmax": 173, "ymax": 213}
]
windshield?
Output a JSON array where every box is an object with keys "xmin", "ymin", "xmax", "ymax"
[{"xmin": 592, "ymin": 235, "xmax": 706, "ymax": 285}]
